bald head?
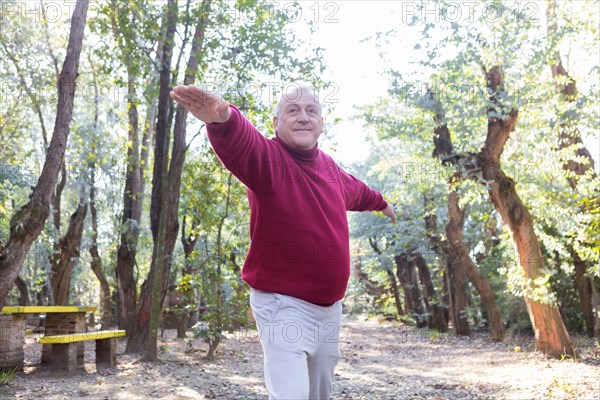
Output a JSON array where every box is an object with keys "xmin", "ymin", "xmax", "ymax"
[{"xmin": 274, "ymin": 84, "xmax": 322, "ymax": 119}]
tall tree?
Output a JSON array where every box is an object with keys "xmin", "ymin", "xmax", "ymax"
[
  {"xmin": 87, "ymin": 55, "xmax": 113, "ymax": 327},
  {"xmin": 127, "ymin": 0, "xmax": 179, "ymax": 357},
  {"xmin": 104, "ymin": 0, "xmax": 158, "ymax": 332},
  {"xmin": 0, "ymin": 0, "xmax": 89, "ymax": 309},
  {"xmin": 546, "ymin": 0, "xmax": 600, "ymax": 338},
  {"xmin": 127, "ymin": 0, "xmax": 215, "ymax": 356},
  {"xmin": 428, "ymin": 92, "xmax": 505, "ymax": 341},
  {"xmin": 424, "ymin": 67, "xmax": 574, "ymax": 357}
]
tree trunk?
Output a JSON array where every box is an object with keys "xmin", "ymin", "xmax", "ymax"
[
  {"xmin": 112, "ymin": 3, "xmax": 144, "ymax": 333},
  {"xmin": 486, "ymin": 166, "xmax": 574, "ymax": 356},
  {"xmin": 48, "ymin": 158, "xmax": 67, "ymax": 305},
  {"xmin": 0, "ymin": 0, "xmax": 89, "ymax": 310},
  {"xmin": 431, "ymin": 110, "xmax": 502, "ymax": 338},
  {"xmin": 89, "ymin": 176, "xmax": 112, "ymax": 328},
  {"xmin": 178, "ymin": 215, "xmax": 200, "ymax": 337},
  {"xmin": 430, "ymin": 100, "xmax": 471, "ymax": 337},
  {"xmin": 444, "ymin": 246, "xmax": 471, "ymax": 336},
  {"xmin": 480, "ymin": 67, "xmax": 574, "ymax": 357},
  {"xmin": 230, "ymin": 251, "xmax": 248, "ymax": 330},
  {"xmin": 367, "ymin": 238, "xmax": 404, "ymax": 316},
  {"xmin": 115, "ymin": 74, "xmax": 142, "ymax": 332},
  {"xmin": 144, "ymin": 173, "xmax": 170, "ymax": 361},
  {"xmin": 86, "ymin": 55, "xmax": 113, "ymax": 329},
  {"xmin": 411, "ymin": 252, "xmax": 447, "ymax": 332},
  {"xmin": 50, "ymin": 161, "xmax": 67, "ymax": 231},
  {"xmin": 424, "ymin": 196, "xmax": 451, "ymax": 324},
  {"xmin": 50, "ymin": 201, "xmax": 88, "ymax": 305},
  {"xmin": 410, "ymin": 254, "xmax": 433, "ymax": 328},
  {"xmin": 14, "ymin": 275, "xmax": 31, "ymax": 306},
  {"xmin": 387, "ymin": 269, "xmax": 405, "ymax": 318},
  {"xmin": 446, "ymin": 191, "xmax": 504, "ymax": 341},
  {"xmin": 570, "ymin": 250, "xmax": 595, "ymax": 337},
  {"xmin": 394, "ymin": 254, "xmax": 413, "ymax": 312},
  {"xmin": 138, "ymin": 101, "xmax": 154, "ymax": 218},
  {"xmin": 182, "ymin": 216, "xmax": 199, "ymax": 272},
  {"xmin": 547, "ymin": 0, "xmax": 599, "ymax": 338},
  {"xmin": 591, "ymin": 281, "xmax": 600, "ymax": 336},
  {"xmin": 38, "ymin": 284, "xmax": 50, "ymax": 306},
  {"xmin": 395, "ymin": 253, "xmax": 426, "ymax": 327},
  {"xmin": 441, "ymin": 270, "xmax": 450, "ymax": 324},
  {"xmin": 352, "ymin": 253, "xmax": 386, "ymax": 305}
]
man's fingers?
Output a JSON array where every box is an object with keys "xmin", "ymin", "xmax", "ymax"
[
  {"xmin": 177, "ymin": 84, "xmax": 217, "ymax": 103},
  {"xmin": 171, "ymin": 89, "xmax": 199, "ymax": 104},
  {"xmin": 184, "ymin": 84, "xmax": 211, "ymax": 98},
  {"xmin": 169, "ymin": 91, "xmax": 185, "ymax": 103},
  {"xmin": 382, "ymin": 203, "xmax": 397, "ymax": 224},
  {"xmin": 172, "ymin": 85, "xmax": 223, "ymax": 107},
  {"xmin": 170, "ymin": 90, "xmax": 190, "ymax": 103},
  {"xmin": 170, "ymin": 85, "xmax": 231, "ymax": 123},
  {"xmin": 170, "ymin": 91, "xmax": 196, "ymax": 111}
]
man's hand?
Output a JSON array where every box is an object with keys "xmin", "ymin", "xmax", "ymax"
[
  {"xmin": 170, "ymin": 85, "xmax": 231, "ymax": 124},
  {"xmin": 381, "ymin": 203, "xmax": 397, "ymax": 224}
]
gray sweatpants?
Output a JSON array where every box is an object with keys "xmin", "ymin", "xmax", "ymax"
[{"xmin": 249, "ymin": 289, "xmax": 342, "ymax": 400}]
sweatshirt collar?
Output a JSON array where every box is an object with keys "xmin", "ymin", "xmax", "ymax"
[{"xmin": 273, "ymin": 136, "xmax": 319, "ymax": 162}]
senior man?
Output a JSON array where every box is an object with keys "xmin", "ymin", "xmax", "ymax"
[{"xmin": 170, "ymin": 83, "xmax": 396, "ymax": 400}]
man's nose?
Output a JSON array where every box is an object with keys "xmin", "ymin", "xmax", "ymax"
[{"xmin": 297, "ymin": 110, "xmax": 309, "ymax": 121}]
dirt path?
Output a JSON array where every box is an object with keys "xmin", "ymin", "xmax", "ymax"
[{"xmin": 2, "ymin": 314, "xmax": 599, "ymax": 399}]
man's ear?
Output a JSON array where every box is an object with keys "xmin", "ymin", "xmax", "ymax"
[{"xmin": 272, "ymin": 116, "xmax": 278, "ymax": 132}]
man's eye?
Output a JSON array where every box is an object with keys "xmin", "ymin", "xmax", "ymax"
[
  {"xmin": 307, "ymin": 109, "xmax": 317, "ymax": 115},
  {"xmin": 288, "ymin": 109, "xmax": 297, "ymax": 114}
]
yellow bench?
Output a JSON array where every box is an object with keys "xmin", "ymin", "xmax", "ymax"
[
  {"xmin": 2, "ymin": 306, "xmax": 96, "ymax": 313},
  {"xmin": 40, "ymin": 330, "xmax": 126, "ymax": 371},
  {"xmin": 40, "ymin": 330, "xmax": 126, "ymax": 344}
]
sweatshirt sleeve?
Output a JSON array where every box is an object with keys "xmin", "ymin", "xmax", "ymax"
[
  {"xmin": 339, "ymin": 167, "xmax": 388, "ymax": 212},
  {"xmin": 206, "ymin": 105, "xmax": 279, "ymax": 194}
]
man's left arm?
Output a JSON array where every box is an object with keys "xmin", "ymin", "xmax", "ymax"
[
  {"xmin": 380, "ymin": 203, "xmax": 397, "ymax": 224},
  {"xmin": 339, "ymin": 168, "xmax": 396, "ymax": 224}
]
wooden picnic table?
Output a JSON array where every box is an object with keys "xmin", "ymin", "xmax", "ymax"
[{"xmin": 0, "ymin": 305, "xmax": 96, "ymax": 372}]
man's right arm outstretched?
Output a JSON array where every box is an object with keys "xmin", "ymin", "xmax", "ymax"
[
  {"xmin": 170, "ymin": 85, "xmax": 231, "ymax": 124},
  {"xmin": 170, "ymin": 85, "xmax": 278, "ymax": 195}
]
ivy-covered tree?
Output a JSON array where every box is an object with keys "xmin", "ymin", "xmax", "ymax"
[{"xmin": 0, "ymin": 0, "xmax": 90, "ymax": 310}]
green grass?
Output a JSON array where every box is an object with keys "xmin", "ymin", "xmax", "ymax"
[{"xmin": 0, "ymin": 366, "xmax": 16, "ymax": 385}]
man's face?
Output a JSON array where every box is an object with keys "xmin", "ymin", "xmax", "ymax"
[{"xmin": 273, "ymin": 89, "xmax": 324, "ymax": 150}]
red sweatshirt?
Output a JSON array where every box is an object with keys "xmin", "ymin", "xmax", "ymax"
[{"xmin": 206, "ymin": 106, "xmax": 387, "ymax": 305}]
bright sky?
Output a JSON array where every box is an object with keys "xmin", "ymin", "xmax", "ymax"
[
  {"xmin": 285, "ymin": 1, "xmax": 599, "ymax": 168},
  {"xmin": 292, "ymin": 1, "xmax": 408, "ymax": 165}
]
